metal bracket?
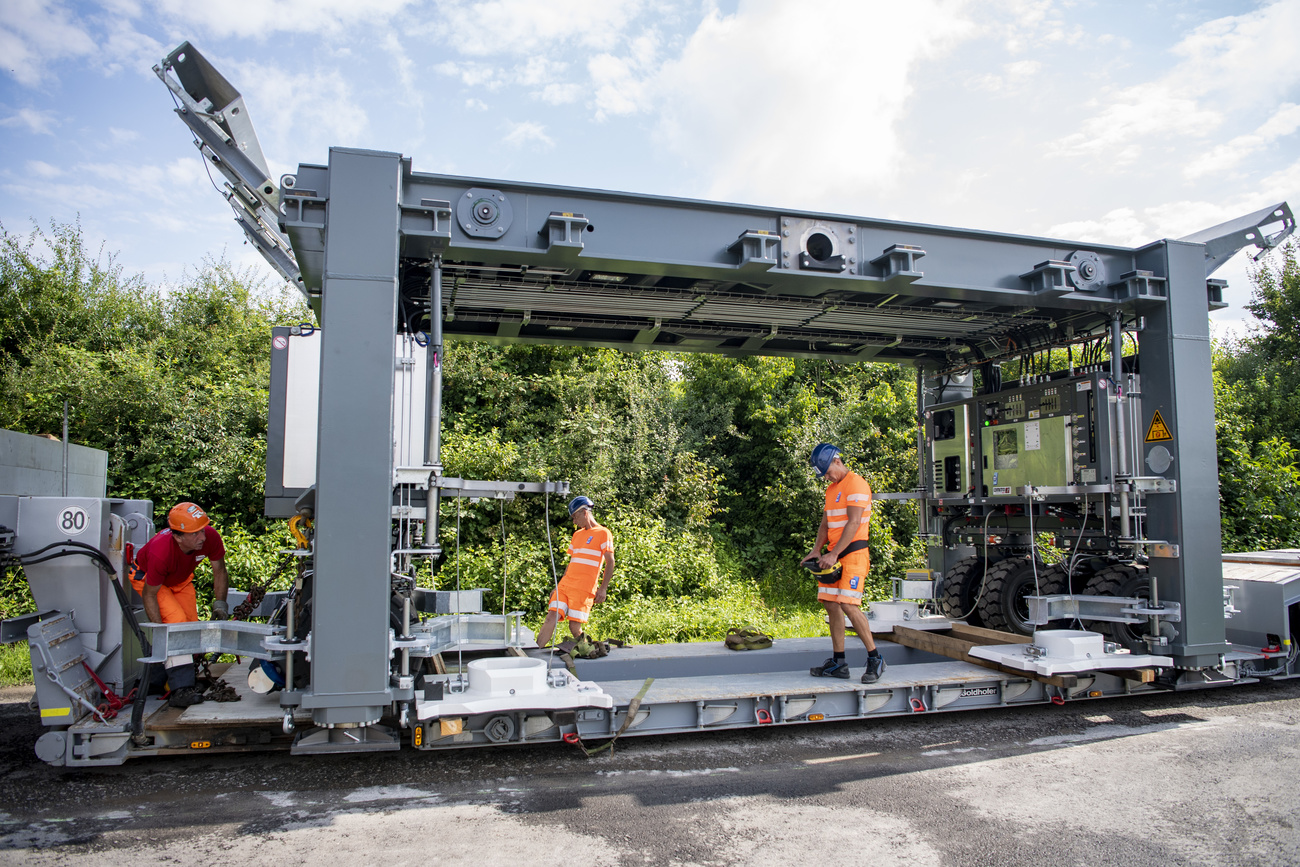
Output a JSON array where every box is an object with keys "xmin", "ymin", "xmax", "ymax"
[
  {"xmin": 1020, "ymin": 260, "xmax": 1075, "ymax": 295},
  {"xmin": 400, "ymin": 198, "xmax": 453, "ymax": 259},
  {"xmin": 727, "ymin": 229, "xmax": 781, "ymax": 272},
  {"xmin": 1027, "ymin": 594, "xmax": 1182, "ymax": 625},
  {"xmin": 1149, "ymin": 543, "xmax": 1180, "ymax": 559},
  {"xmin": 141, "ymin": 620, "xmax": 287, "ymax": 663},
  {"xmin": 870, "ymin": 244, "xmax": 926, "ymax": 279},
  {"xmin": 539, "ymin": 210, "xmax": 588, "ymax": 254},
  {"xmin": 1113, "ymin": 270, "xmax": 1167, "ymax": 303},
  {"xmin": 1206, "ymin": 277, "xmax": 1229, "ymax": 311},
  {"xmin": 392, "ymin": 469, "xmax": 570, "ymax": 499},
  {"xmin": 1130, "ymin": 476, "xmax": 1177, "ymax": 494}
]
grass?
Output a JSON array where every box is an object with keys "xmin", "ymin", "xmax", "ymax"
[{"xmin": 0, "ymin": 642, "xmax": 33, "ymax": 687}]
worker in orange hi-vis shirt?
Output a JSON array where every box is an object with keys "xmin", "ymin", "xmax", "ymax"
[
  {"xmin": 535, "ymin": 496, "xmax": 616, "ymax": 647},
  {"xmin": 803, "ymin": 444, "xmax": 886, "ymax": 685}
]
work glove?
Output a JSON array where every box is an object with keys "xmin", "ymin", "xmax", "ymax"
[{"xmin": 211, "ymin": 599, "xmax": 230, "ymax": 621}]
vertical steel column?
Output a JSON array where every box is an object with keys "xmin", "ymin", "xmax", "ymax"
[
  {"xmin": 422, "ymin": 257, "xmax": 443, "ymax": 553},
  {"xmin": 304, "ymin": 147, "xmax": 402, "ymax": 725},
  {"xmin": 1134, "ymin": 239, "xmax": 1226, "ymax": 667},
  {"xmin": 425, "ymin": 257, "xmax": 443, "ymax": 468}
]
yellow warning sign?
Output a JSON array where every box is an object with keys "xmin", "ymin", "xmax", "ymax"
[{"xmin": 1145, "ymin": 410, "xmax": 1173, "ymax": 442}]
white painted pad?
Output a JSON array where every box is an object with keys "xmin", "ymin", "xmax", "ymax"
[{"xmin": 969, "ymin": 643, "xmax": 1172, "ymax": 675}]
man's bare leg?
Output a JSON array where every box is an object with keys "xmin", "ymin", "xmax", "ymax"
[
  {"xmin": 536, "ymin": 611, "xmax": 561, "ymax": 647},
  {"xmin": 844, "ymin": 605, "xmax": 877, "ymax": 652},
  {"xmin": 825, "ymin": 600, "xmax": 846, "ymax": 652}
]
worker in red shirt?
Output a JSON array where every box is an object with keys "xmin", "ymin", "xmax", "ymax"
[
  {"xmin": 535, "ymin": 496, "xmax": 615, "ymax": 648},
  {"xmin": 127, "ymin": 501, "xmax": 230, "ymax": 707},
  {"xmin": 804, "ymin": 444, "xmax": 886, "ymax": 684}
]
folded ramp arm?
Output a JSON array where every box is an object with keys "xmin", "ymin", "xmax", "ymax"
[{"xmin": 154, "ymin": 42, "xmax": 303, "ymax": 292}]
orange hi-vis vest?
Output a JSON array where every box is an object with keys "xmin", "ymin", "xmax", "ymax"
[
  {"xmin": 563, "ymin": 525, "xmax": 614, "ymax": 593},
  {"xmin": 825, "ymin": 471, "xmax": 872, "ymax": 549}
]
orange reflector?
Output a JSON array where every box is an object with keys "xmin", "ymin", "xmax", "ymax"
[
  {"xmin": 1089, "ymin": 691, "xmax": 1103, "ymax": 697},
  {"xmin": 190, "ymin": 741, "xmax": 211, "ymax": 749},
  {"xmin": 808, "ymin": 713, "xmax": 825, "ymax": 721},
  {"xmin": 413, "ymin": 726, "xmax": 423, "ymax": 747}
]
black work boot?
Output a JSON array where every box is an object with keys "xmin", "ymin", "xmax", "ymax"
[{"xmin": 168, "ymin": 686, "xmax": 205, "ymax": 708}]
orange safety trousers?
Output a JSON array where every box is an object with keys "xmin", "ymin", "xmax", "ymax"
[
  {"xmin": 130, "ymin": 573, "xmax": 198, "ymax": 623},
  {"xmin": 816, "ymin": 550, "xmax": 871, "ymax": 608}
]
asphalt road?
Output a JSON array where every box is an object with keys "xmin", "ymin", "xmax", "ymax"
[{"xmin": 0, "ymin": 677, "xmax": 1297, "ymax": 866}]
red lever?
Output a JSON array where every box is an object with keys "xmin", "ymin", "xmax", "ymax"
[
  {"xmin": 562, "ymin": 732, "xmax": 581, "ymax": 744},
  {"xmin": 909, "ymin": 697, "xmax": 925, "ymax": 713},
  {"xmin": 756, "ymin": 709, "xmax": 773, "ymax": 724}
]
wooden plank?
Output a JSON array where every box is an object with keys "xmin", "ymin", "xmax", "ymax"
[
  {"xmin": 1101, "ymin": 667, "xmax": 1156, "ymax": 684},
  {"xmin": 947, "ymin": 623, "xmax": 1034, "ymax": 645},
  {"xmin": 431, "ymin": 653, "xmax": 447, "ymax": 675},
  {"xmin": 506, "ymin": 646, "xmax": 528, "ymax": 658},
  {"xmin": 892, "ymin": 626, "xmax": 1078, "ymax": 688}
]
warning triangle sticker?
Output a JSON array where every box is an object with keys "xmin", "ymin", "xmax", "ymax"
[{"xmin": 1145, "ymin": 410, "xmax": 1173, "ymax": 442}]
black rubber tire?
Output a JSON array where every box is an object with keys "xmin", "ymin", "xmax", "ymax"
[
  {"xmin": 978, "ymin": 558, "xmax": 1066, "ymax": 635},
  {"xmin": 1082, "ymin": 562, "xmax": 1149, "ymax": 652},
  {"xmin": 939, "ymin": 556, "xmax": 987, "ymax": 626}
]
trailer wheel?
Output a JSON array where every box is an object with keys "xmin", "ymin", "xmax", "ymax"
[
  {"xmin": 1082, "ymin": 563, "xmax": 1149, "ymax": 652},
  {"xmin": 978, "ymin": 558, "xmax": 1065, "ymax": 636},
  {"xmin": 939, "ymin": 556, "xmax": 987, "ymax": 626}
]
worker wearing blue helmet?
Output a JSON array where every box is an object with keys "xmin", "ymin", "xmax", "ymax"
[
  {"xmin": 805, "ymin": 443, "xmax": 886, "ymax": 684},
  {"xmin": 535, "ymin": 496, "xmax": 616, "ymax": 647}
]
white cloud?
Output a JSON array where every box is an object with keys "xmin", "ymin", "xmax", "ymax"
[
  {"xmin": 25, "ymin": 160, "xmax": 61, "ymax": 179},
  {"xmin": 1051, "ymin": 82, "xmax": 1222, "ymax": 163},
  {"xmin": 536, "ymin": 83, "xmax": 581, "ymax": 105},
  {"xmin": 1048, "ymin": 159, "xmax": 1300, "ymax": 250},
  {"xmin": 0, "ymin": 0, "xmax": 98, "ymax": 87},
  {"xmin": 1185, "ymin": 103, "xmax": 1300, "ymax": 179},
  {"xmin": 432, "ymin": 0, "xmax": 648, "ymax": 56},
  {"xmin": 109, "ymin": 127, "xmax": 142, "ymax": 144},
  {"xmin": 503, "ymin": 121, "xmax": 554, "ymax": 149},
  {"xmin": 649, "ymin": 0, "xmax": 975, "ymax": 207},
  {"xmin": 231, "ymin": 61, "xmax": 370, "ymax": 171},
  {"xmin": 1053, "ymin": 0, "xmax": 1300, "ymax": 165},
  {"xmin": 0, "ymin": 107, "xmax": 58, "ymax": 134},
  {"xmin": 384, "ymin": 31, "xmax": 420, "ymax": 108},
  {"xmin": 435, "ymin": 60, "xmax": 506, "ymax": 90},
  {"xmin": 465, "ymin": 98, "xmax": 488, "ymax": 112},
  {"xmin": 148, "ymin": 0, "xmax": 417, "ymax": 39}
]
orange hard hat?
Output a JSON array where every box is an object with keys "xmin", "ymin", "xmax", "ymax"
[{"xmin": 168, "ymin": 502, "xmax": 210, "ymax": 533}]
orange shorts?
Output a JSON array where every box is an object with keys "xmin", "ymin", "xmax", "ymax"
[
  {"xmin": 130, "ymin": 574, "xmax": 198, "ymax": 623},
  {"xmin": 817, "ymin": 550, "xmax": 870, "ymax": 607},
  {"xmin": 548, "ymin": 582, "xmax": 596, "ymax": 623}
]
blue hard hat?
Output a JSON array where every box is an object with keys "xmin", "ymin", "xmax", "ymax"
[
  {"xmin": 809, "ymin": 443, "xmax": 842, "ymax": 478},
  {"xmin": 568, "ymin": 495, "xmax": 595, "ymax": 516}
]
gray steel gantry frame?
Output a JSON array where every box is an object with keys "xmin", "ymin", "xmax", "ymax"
[
  {"xmin": 286, "ymin": 147, "xmax": 1283, "ymax": 721},
  {"xmin": 155, "ymin": 40, "xmax": 1296, "ymax": 731}
]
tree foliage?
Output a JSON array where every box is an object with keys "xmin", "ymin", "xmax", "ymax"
[
  {"xmin": 1213, "ymin": 242, "xmax": 1300, "ymax": 552},
  {"xmin": 1, "ymin": 220, "xmax": 310, "ymax": 529}
]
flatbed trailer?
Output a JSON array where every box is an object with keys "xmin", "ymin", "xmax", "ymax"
[{"xmin": 1, "ymin": 41, "xmax": 1298, "ymax": 766}]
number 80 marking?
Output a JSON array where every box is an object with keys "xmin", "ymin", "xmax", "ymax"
[{"xmin": 58, "ymin": 506, "xmax": 88, "ymax": 536}]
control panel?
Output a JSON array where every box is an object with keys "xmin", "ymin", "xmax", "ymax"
[{"xmin": 925, "ymin": 370, "xmax": 1123, "ymax": 501}]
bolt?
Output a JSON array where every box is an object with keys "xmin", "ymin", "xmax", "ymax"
[
  {"xmin": 783, "ymin": 219, "xmax": 789, "ymax": 227},
  {"xmin": 783, "ymin": 230, "xmax": 790, "ymax": 237},
  {"xmin": 848, "ymin": 236, "xmax": 855, "ymax": 244}
]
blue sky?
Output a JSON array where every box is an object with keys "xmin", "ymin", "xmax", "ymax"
[{"xmin": 2, "ymin": 0, "xmax": 1297, "ymax": 332}]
